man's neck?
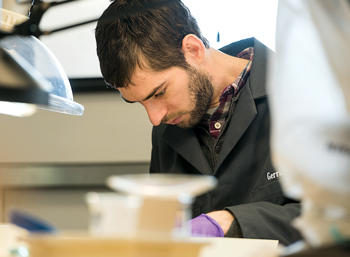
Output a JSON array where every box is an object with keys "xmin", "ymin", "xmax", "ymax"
[{"xmin": 205, "ymin": 48, "xmax": 249, "ymax": 108}]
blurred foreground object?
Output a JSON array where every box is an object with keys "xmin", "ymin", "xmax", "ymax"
[
  {"xmin": 9, "ymin": 209, "xmax": 57, "ymax": 234},
  {"xmin": 0, "ymin": 223, "xmax": 28, "ymax": 257},
  {"xmin": 268, "ymin": 0, "xmax": 350, "ymax": 250},
  {"xmin": 88, "ymin": 174, "xmax": 218, "ymax": 238}
]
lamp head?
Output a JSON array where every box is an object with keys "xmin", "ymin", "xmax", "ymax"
[{"xmin": 0, "ymin": 7, "xmax": 84, "ymax": 116}]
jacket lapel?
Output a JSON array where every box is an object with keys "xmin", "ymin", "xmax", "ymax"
[
  {"xmin": 162, "ymin": 125, "xmax": 213, "ymax": 175},
  {"xmin": 214, "ymin": 80, "xmax": 257, "ymax": 172},
  {"xmin": 214, "ymin": 37, "xmax": 270, "ymax": 173}
]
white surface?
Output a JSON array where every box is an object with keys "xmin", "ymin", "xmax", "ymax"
[{"xmin": 190, "ymin": 237, "xmax": 279, "ymax": 257}]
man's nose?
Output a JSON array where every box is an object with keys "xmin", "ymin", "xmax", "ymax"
[{"xmin": 143, "ymin": 102, "xmax": 167, "ymax": 126}]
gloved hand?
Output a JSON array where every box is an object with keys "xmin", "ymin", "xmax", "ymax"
[{"xmin": 187, "ymin": 213, "xmax": 225, "ymax": 237}]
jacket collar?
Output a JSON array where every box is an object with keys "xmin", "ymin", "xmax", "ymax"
[{"xmin": 219, "ymin": 37, "xmax": 271, "ymax": 100}]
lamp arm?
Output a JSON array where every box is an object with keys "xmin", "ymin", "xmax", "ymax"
[
  {"xmin": 12, "ymin": 0, "xmax": 77, "ymax": 37},
  {"xmin": 43, "ymin": 19, "xmax": 99, "ymax": 36},
  {"xmin": 12, "ymin": 0, "xmax": 179, "ymax": 37}
]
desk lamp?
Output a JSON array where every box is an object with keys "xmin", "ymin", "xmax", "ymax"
[{"xmin": 0, "ymin": 2, "xmax": 84, "ymax": 117}]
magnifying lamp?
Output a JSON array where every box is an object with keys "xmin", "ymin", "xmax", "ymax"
[{"xmin": 0, "ymin": 7, "xmax": 84, "ymax": 117}]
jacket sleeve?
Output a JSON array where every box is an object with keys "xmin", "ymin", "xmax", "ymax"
[{"xmin": 225, "ymin": 201, "xmax": 302, "ymax": 246}]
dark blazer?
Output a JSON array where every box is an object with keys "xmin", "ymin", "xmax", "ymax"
[{"xmin": 150, "ymin": 38, "xmax": 302, "ymax": 246}]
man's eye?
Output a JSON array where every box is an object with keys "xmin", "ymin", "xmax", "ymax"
[{"xmin": 155, "ymin": 89, "xmax": 166, "ymax": 98}]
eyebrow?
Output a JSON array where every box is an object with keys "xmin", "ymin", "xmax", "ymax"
[
  {"xmin": 121, "ymin": 82, "xmax": 166, "ymax": 104},
  {"xmin": 120, "ymin": 94, "xmax": 136, "ymax": 104}
]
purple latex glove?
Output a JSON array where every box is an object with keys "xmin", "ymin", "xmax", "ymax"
[{"xmin": 187, "ymin": 213, "xmax": 225, "ymax": 237}]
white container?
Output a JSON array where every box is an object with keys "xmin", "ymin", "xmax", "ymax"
[{"xmin": 85, "ymin": 192, "xmax": 142, "ymax": 237}]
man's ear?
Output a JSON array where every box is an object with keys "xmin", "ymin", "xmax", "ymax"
[{"xmin": 182, "ymin": 34, "xmax": 206, "ymax": 66}]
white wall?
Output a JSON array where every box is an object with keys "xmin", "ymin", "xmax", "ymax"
[
  {"xmin": 0, "ymin": 92, "xmax": 153, "ymax": 164},
  {"xmin": 182, "ymin": 0, "xmax": 278, "ymax": 51}
]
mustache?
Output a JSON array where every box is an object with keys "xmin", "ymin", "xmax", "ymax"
[{"xmin": 161, "ymin": 111, "xmax": 188, "ymax": 124}]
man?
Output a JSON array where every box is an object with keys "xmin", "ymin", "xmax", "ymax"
[{"xmin": 95, "ymin": 0, "xmax": 302, "ymax": 245}]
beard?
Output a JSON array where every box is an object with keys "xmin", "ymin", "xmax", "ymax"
[{"xmin": 162, "ymin": 67, "xmax": 214, "ymax": 129}]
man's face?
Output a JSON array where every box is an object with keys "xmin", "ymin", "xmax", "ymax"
[{"xmin": 119, "ymin": 65, "xmax": 214, "ymax": 129}]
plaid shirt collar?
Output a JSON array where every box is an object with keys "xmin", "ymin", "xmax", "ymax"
[{"xmin": 200, "ymin": 47, "xmax": 254, "ymax": 139}]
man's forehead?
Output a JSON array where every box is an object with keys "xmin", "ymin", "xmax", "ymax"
[
  {"xmin": 119, "ymin": 67, "xmax": 165, "ymax": 103},
  {"xmin": 118, "ymin": 68, "xmax": 150, "ymax": 95},
  {"xmin": 118, "ymin": 86, "xmax": 137, "ymax": 103},
  {"xmin": 130, "ymin": 65, "xmax": 154, "ymax": 84}
]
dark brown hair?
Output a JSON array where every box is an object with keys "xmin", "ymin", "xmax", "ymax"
[{"xmin": 95, "ymin": 0, "xmax": 209, "ymax": 89}]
